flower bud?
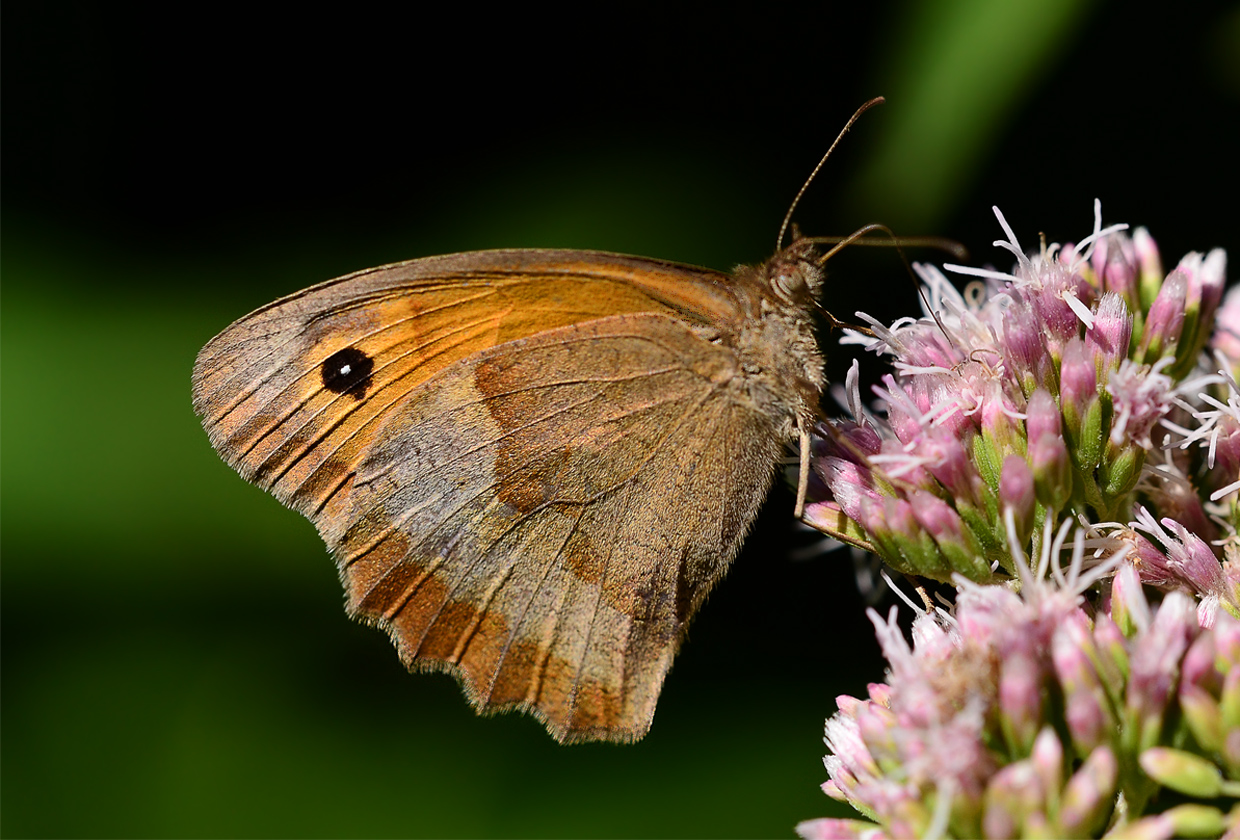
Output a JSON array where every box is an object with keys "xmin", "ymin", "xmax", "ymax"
[
  {"xmin": 1052, "ymin": 614, "xmax": 1114, "ymax": 754},
  {"xmin": 1179, "ymin": 683, "xmax": 1224, "ymax": 754},
  {"xmin": 982, "ymin": 761, "xmax": 1043, "ymax": 840},
  {"xmin": 1161, "ymin": 805, "xmax": 1228, "ymax": 839},
  {"xmin": 1110, "ymin": 562, "xmax": 1149, "ymax": 638},
  {"xmin": 1211, "ymin": 285, "xmax": 1240, "ymax": 376},
  {"xmin": 1003, "ymin": 302, "xmax": 1053, "ymax": 395},
  {"xmin": 1024, "ymin": 390, "xmax": 1072, "ymax": 511},
  {"xmin": 1127, "ymin": 592, "xmax": 1196, "ymax": 753},
  {"xmin": 921, "ymin": 428, "xmax": 986, "ymax": 508},
  {"xmin": 978, "ymin": 383, "xmax": 1024, "ymax": 467},
  {"xmin": 1139, "ymin": 747, "xmax": 1224, "ymax": 797},
  {"xmin": 1168, "ymin": 248, "xmax": 1227, "ymax": 377},
  {"xmin": 1024, "ymin": 389, "xmax": 1061, "ymax": 441},
  {"xmin": 1030, "ymin": 728, "xmax": 1063, "ymax": 813},
  {"xmin": 825, "ymin": 710, "xmax": 878, "ymax": 779},
  {"xmin": 1138, "ymin": 270, "xmax": 1187, "ymax": 364},
  {"xmin": 855, "ymin": 701, "xmax": 898, "ymax": 766},
  {"xmin": 998, "ymin": 649, "xmax": 1043, "ymax": 754},
  {"xmin": 1221, "ymin": 665, "xmax": 1240, "ymax": 738},
  {"xmin": 1086, "ymin": 292, "xmax": 1133, "ymax": 374},
  {"xmin": 818, "ymin": 458, "xmax": 885, "ymax": 525},
  {"xmin": 1180, "ymin": 628, "xmax": 1221, "ymax": 692},
  {"xmin": 867, "ymin": 683, "xmax": 892, "ymax": 706},
  {"xmin": 1058, "ymin": 745, "xmax": 1118, "ymax": 838},
  {"xmin": 1029, "ymin": 434, "xmax": 1071, "ymax": 514},
  {"xmin": 908, "ymin": 490, "xmax": 989, "ymax": 581},
  {"xmin": 881, "ymin": 496, "xmax": 948, "ymax": 579},
  {"xmin": 1133, "ymin": 227, "xmax": 1164, "ymax": 310},
  {"xmin": 1215, "ymin": 609, "xmax": 1240, "ymax": 671},
  {"xmin": 1091, "ymin": 612, "xmax": 1130, "ymax": 697},
  {"xmin": 1091, "ymin": 232, "xmax": 1139, "ymax": 300},
  {"xmin": 1091, "ymin": 815, "xmax": 1175, "ymax": 839},
  {"xmin": 1060, "ymin": 339, "xmax": 1104, "ymax": 472},
  {"xmin": 999, "ymin": 455, "xmax": 1035, "ymax": 544},
  {"xmin": 1098, "ymin": 440, "xmax": 1143, "ymax": 498},
  {"xmin": 802, "ymin": 502, "xmax": 872, "ymax": 551},
  {"xmin": 796, "ymin": 818, "xmax": 883, "ymax": 840}
]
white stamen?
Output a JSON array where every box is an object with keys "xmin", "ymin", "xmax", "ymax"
[
  {"xmin": 881, "ymin": 571, "xmax": 925, "ymax": 614},
  {"xmin": 1069, "ymin": 199, "xmax": 1130, "ymax": 271},
  {"xmin": 845, "ymin": 359, "xmax": 864, "ymax": 421},
  {"xmin": 1063, "ymin": 291, "xmax": 1095, "ymax": 329},
  {"xmin": 943, "ymin": 264, "xmax": 1018, "ymax": 283},
  {"xmin": 991, "ymin": 206, "xmax": 1031, "ymax": 274},
  {"xmin": 1210, "ymin": 479, "xmax": 1240, "ymax": 502}
]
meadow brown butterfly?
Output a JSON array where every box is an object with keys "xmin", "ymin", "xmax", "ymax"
[{"xmin": 192, "ymin": 102, "xmax": 883, "ymax": 743}]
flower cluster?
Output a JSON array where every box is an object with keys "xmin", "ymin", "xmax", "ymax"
[
  {"xmin": 805, "ymin": 203, "xmax": 1238, "ymax": 603},
  {"xmin": 800, "ymin": 206, "xmax": 1240, "ymax": 838},
  {"xmin": 797, "ymin": 557, "xmax": 1240, "ymax": 840}
]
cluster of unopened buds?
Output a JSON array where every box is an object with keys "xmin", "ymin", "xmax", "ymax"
[{"xmin": 800, "ymin": 203, "xmax": 1240, "ymax": 839}]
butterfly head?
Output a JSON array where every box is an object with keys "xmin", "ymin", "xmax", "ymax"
[{"xmin": 764, "ymin": 236, "xmax": 825, "ymax": 309}]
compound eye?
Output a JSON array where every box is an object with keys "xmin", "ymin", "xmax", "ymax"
[{"xmin": 772, "ymin": 271, "xmax": 803, "ymax": 300}]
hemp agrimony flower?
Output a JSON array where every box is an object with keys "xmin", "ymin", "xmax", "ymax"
[
  {"xmin": 800, "ymin": 205, "xmax": 1238, "ymax": 838},
  {"xmin": 798, "ymin": 556, "xmax": 1240, "ymax": 840},
  {"xmin": 806, "ymin": 203, "xmax": 1236, "ymax": 588}
]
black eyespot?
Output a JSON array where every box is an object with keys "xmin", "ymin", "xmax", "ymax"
[{"xmin": 321, "ymin": 347, "xmax": 374, "ymax": 398}]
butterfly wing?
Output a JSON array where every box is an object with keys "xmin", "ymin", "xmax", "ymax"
[{"xmin": 193, "ymin": 250, "xmax": 779, "ymax": 742}]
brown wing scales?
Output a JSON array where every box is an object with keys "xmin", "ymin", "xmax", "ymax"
[{"xmin": 331, "ymin": 315, "xmax": 778, "ymax": 741}]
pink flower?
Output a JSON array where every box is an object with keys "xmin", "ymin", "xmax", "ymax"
[
  {"xmin": 805, "ymin": 528, "xmax": 1239, "ymax": 838},
  {"xmin": 802, "ymin": 203, "xmax": 1239, "ymax": 838},
  {"xmin": 809, "ymin": 205, "xmax": 1235, "ymax": 582}
]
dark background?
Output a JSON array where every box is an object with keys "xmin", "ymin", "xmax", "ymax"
[{"xmin": 4, "ymin": 1, "xmax": 1238, "ymax": 837}]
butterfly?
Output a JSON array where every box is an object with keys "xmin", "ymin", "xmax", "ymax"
[
  {"xmin": 192, "ymin": 242, "xmax": 828, "ymax": 743},
  {"xmin": 192, "ymin": 101, "xmax": 886, "ymax": 743}
]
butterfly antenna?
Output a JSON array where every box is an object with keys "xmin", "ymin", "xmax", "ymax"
[{"xmin": 776, "ymin": 96, "xmax": 886, "ymax": 253}]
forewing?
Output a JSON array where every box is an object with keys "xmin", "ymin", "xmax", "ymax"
[
  {"xmin": 192, "ymin": 250, "xmax": 742, "ymax": 542},
  {"xmin": 336, "ymin": 313, "xmax": 780, "ymax": 742}
]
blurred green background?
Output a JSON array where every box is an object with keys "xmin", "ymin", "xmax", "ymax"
[{"xmin": 4, "ymin": 1, "xmax": 1238, "ymax": 837}]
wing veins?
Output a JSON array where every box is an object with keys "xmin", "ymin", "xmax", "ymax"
[
  {"xmin": 341, "ymin": 375, "xmax": 706, "ymax": 568},
  {"xmin": 559, "ymin": 445, "xmax": 642, "ymax": 726},
  {"xmin": 475, "ymin": 506, "xmax": 585, "ymax": 707},
  {"xmin": 345, "ymin": 375, "xmax": 716, "ymax": 643},
  {"xmin": 449, "ymin": 500, "xmax": 589, "ymax": 677},
  {"xmin": 445, "ymin": 384, "xmax": 717, "ymax": 611},
  {"xmin": 304, "ymin": 284, "xmax": 497, "ymax": 326},
  {"xmin": 236, "ymin": 310, "xmax": 504, "ymax": 464},
  {"xmin": 348, "ymin": 369, "xmax": 687, "ymax": 500},
  {"xmin": 338, "ymin": 388, "xmax": 613, "ymax": 566}
]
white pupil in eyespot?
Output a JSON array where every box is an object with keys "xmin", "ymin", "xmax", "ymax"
[{"xmin": 339, "ymin": 364, "xmax": 352, "ymax": 376}]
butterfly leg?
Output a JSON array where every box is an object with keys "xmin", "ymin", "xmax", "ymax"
[{"xmin": 794, "ymin": 422, "xmax": 810, "ymax": 519}]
